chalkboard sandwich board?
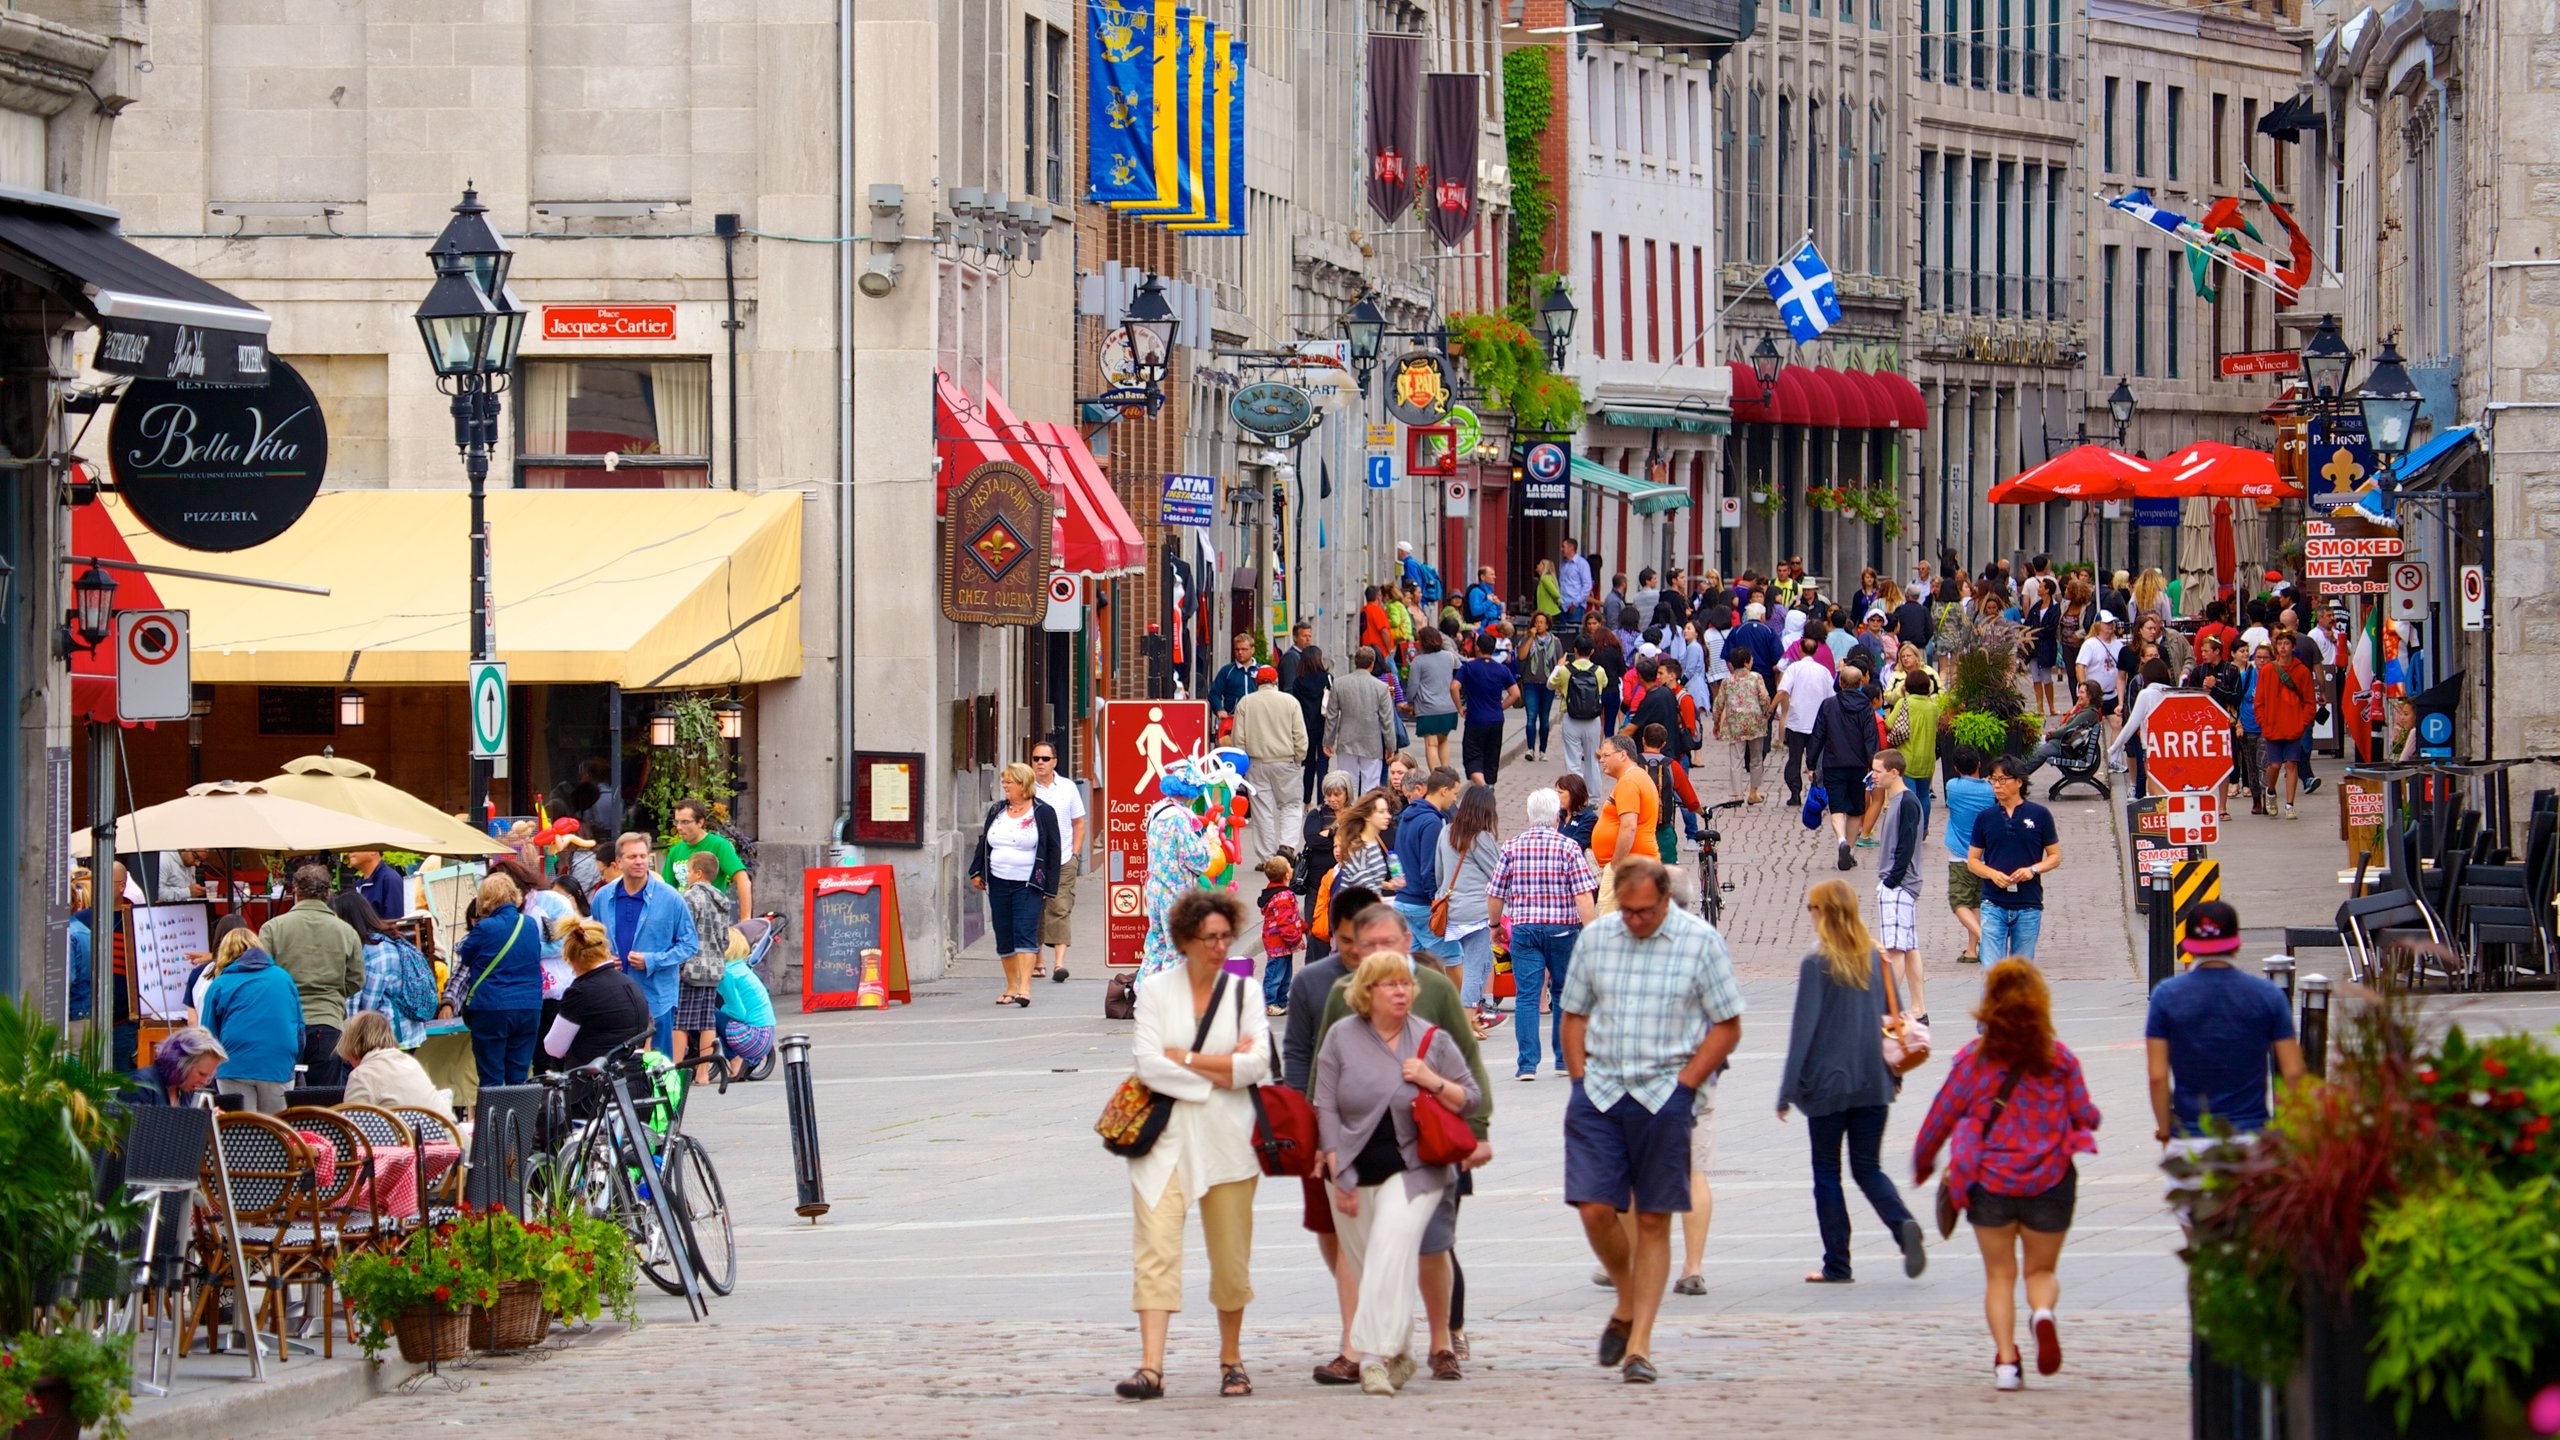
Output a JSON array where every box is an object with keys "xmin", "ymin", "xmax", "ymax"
[{"xmin": 802, "ymin": 866, "xmax": 910, "ymax": 1010}]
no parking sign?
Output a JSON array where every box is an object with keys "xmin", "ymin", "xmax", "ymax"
[{"xmin": 115, "ymin": 609, "xmax": 190, "ymax": 722}]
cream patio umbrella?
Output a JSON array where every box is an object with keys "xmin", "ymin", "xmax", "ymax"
[
  {"xmin": 257, "ymin": 754, "xmax": 516, "ymax": 859},
  {"xmin": 73, "ymin": 779, "xmax": 453, "ymax": 855}
]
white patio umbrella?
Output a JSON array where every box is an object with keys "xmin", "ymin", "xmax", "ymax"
[
  {"xmin": 72, "ymin": 780, "xmax": 451, "ymax": 855},
  {"xmin": 258, "ymin": 754, "xmax": 515, "ymax": 858}
]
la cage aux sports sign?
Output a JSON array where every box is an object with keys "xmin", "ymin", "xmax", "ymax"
[{"xmin": 541, "ymin": 305, "xmax": 678, "ymax": 342}]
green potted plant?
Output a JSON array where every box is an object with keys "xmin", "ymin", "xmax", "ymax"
[
  {"xmin": 339, "ymin": 1222, "xmax": 493, "ymax": 1364},
  {"xmin": 534, "ymin": 1207, "xmax": 640, "ymax": 1331},
  {"xmin": 0, "ymin": 998, "xmax": 136, "ymax": 1440},
  {"xmin": 1937, "ymin": 646, "xmax": 2034, "ymax": 757},
  {"xmin": 444, "ymin": 1204, "xmax": 547, "ymax": 1352},
  {"xmin": 2178, "ymin": 989, "xmax": 2560, "ymax": 1435}
]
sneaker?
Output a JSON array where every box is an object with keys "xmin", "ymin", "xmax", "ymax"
[
  {"xmin": 1672, "ymin": 1273, "xmax": 1706, "ymax": 1296},
  {"xmin": 2303, "ymin": 775, "xmax": 2323, "ymax": 795},
  {"xmin": 1837, "ymin": 841, "xmax": 1855, "ymax": 870},
  {"xmin": 1895, "ymin": 1218, "xmax": 1929, "ymax": 1278},
  {"xmin": 2033, "ymin": 1309, "xmax": 2062, "ymax": 1375},
  {"xmin": 1995, "ymin": 1360, "xmax": 2024, "ymax": 1391},
  {"xmin": 1855, "ymin": 835, "xmax": 1878, "ymax": 848},
  {"xmin": 2283, "ymin": 804, "xmax": 2299, "ymax": 821},
  {"xmin": 1385, "ymin": 1353, "xmax": 1418, "ymax": 1390},
  {"xmin": 1515, "ymin": 1071, "xmax": 1538, "ymax": 1082},
  {"xmin": 1359, "ymin": 1361, "xmax": 1395, "ymax": 1396}
]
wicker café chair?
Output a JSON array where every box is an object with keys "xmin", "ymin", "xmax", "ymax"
[
  {"xmin": 191, "ymin": 1113, "xmax": 338, "ymax": 1360},
  {"xmin": 278, "ymin": 1107, "xmax": 390, "ymax": 1256},
  {"xmin": 394, "ymin": 1107, "xmax": 470, "ymax": 1223},
  {"xmin": 334, "ymin": 1104, "xmax": 424, "ymax": 1230}
]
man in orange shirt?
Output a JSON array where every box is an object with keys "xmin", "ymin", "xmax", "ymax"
[
  {"xmin": 1590, "ymin": 734, "xmax": 1662, "ymax": 913},
  {"xmin": 1360, "ymin": 584, "xmax": 1394, "ymax": 659}
]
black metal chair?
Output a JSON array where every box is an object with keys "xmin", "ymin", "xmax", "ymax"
[
  {"xmin": 116, "ymin": 1103, "xmax": 212, "ymax": 1396},
  {"xmin": 2341, "ymin": 887, "xmax": 2450, "ymax": 988}
]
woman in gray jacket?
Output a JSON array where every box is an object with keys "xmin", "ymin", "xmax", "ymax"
[
  {"xmin": 1314, "ymin": 949, "xmax": 1482, "ymax": 1396},
  {"xmin": 1776, "ymin": 879, "xmax": 1928, "ymax": 1284},
  {"xmin": 1432, "ymin": 784, "xmax": 1502, "ymax": 1023}
]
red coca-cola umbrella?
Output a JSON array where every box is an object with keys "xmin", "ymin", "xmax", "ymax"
[
  {"xmin": 2148, "ymin": 441, "xmax": 2302, "ymax": 501},
  {"xmin": 1987, "ymin": 444, "xmax": 2149, "ymax": 503}
]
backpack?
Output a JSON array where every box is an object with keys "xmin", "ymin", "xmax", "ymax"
[
  {"xmin": 1308, "ymin": 866, "xmax": 1342, "ymax": 942},
  {"xmin": 1564, "ymin": 661, "xmax": 1605, "ymax": 720}
]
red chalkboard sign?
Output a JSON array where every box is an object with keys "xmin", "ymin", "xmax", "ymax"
[{"xmin": 801, "ymin": 865, "xmax": 911, "ymax": 1010}]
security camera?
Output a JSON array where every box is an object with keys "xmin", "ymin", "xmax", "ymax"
[{"xmin": 857, "ymin": 254, "xmax": 901, "ymax": 298}]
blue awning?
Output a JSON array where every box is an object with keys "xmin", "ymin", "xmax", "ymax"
[{"xmin": 2387, "ymin": 425, "xmax": 2479, "ymax": 491}]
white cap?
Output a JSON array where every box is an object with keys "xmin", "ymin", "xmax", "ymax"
[
  {"xmin": 1397, "ymin": 540, "xmax": 1413, "ymax": 553},
  {"xmin": 1865, "ymin": 606, "xmax": 1889, "ymax": 621},
  {"xmin": 1636, "ymin": 642, "xmax": 1662, "ymax": 658}
]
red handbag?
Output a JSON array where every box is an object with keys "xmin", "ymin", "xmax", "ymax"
[
  {"xmin": 1409, "ymin": 1025, "xmax": 1478, "ymax": 1166},
  {"xmin": 1228, "ymin": 980, "xmax": 1320, "ymax": 1176}
]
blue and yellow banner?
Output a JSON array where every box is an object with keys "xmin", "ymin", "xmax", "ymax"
[
  {"xmin": 1086, "ymin": 0, "xmax": 1171, "ymax": 205},
  {"xmin": 1110, "ymin": 6, "xmax": 1195, "ymax": 218},
  {"xmin": 1169, "ymin": 33, "xmax": 1245, "ymax": 235}
]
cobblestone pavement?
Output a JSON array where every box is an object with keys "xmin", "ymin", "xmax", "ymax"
[{"xmin": 315, "ymin": 715, "xmax": 2195, "ymax": 1438}]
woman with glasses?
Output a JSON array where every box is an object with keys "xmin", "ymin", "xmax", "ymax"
[
  {"xmin": 1119, "ymin": 888, "xmax": 1268, "ymax": 1400},
  {"xmin": 1027, "ymin": 744, "xmax": 1088, "ymax": 984}
]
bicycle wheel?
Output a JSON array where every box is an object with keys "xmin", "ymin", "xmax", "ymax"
[
  {"xmin": 662, "ymin": 1135, "xmax": 736, "ymax": 1296},
  {"xmin": 611, "ymin": 1149, "xmax": 693, "ymax": 1297},
  {"xmin": 1699, "ymin": 850, "xmax": 1723, "ymax": 926}
]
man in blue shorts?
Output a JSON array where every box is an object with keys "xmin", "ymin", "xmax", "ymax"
[{"xmin": 1561, "ymin": 856, "xmax": 1744, "ymax": 1385}]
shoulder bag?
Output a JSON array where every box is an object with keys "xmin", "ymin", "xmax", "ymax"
[
  {"xmin": 1880, "ymin": 954, "xmax": 1932, "ymax": 1075},
  {"xmin": 1096, "ymin": 975, "xmax": 1228, "ymax": 1157},
  {"xmin": 1933, "ymin": 1065, "xmax": 2026, "ymax": 1238},
  {"xmin": 1428, "ymin": 837, "xmax": 1462, "ymax": 938},
  {"xmin": 1885, "ymin": 695, "xmax": 1914, "ymax": 748},
  {"xmin": 1408, "ymin": 1024, "xmax": 1478, "ymax": 1165},
  {"xmin": 1235, "ymin": 982, "xmax": 1319, "ymax": 1176},
  {"xmin": 461, "ymin": 913, "xmax": 529, "ymax": 1012},
  {"xmin": 1103, "ymin": 968, "xmax": 1139, "ymax": 1020}
]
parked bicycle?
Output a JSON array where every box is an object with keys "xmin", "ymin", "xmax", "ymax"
[
  {"xmin": 518, "ymin": 1037, "xmax": 737, "ymax": 1311},
  {"xmin": 1695, "ymin": 797, "xmax": 1745, "ymax": 926}
]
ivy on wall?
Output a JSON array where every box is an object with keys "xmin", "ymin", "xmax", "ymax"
[{"xmin": 1503, "ymin": 47, "xmax": 1555, "ymax": 308}]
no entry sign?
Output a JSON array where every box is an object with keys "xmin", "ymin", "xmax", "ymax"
[{"xmin": 2139, "ymin": 689, "xmax": 2235, "ymax": 795}]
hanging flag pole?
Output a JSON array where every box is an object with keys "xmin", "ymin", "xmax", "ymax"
[
  {"xmin": 1645, "ymin": 229, "xmax": 1815, "ymax": 384},
  {"xmin": 2097, "ymin": 190, "xmax": 2306, "ymax": 304}
]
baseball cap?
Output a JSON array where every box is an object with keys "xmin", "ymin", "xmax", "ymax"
[
  {"xmin": 1254, "ymin": 664, "xmax": 1277, "ymax": 685},
  {"xmin": 1636, "ymin": 642, "xmax": 1662, "ymax": 658},
  {"xmin": 2181, "ymin": 899, "xmax": 2244, "ymax": 955}
]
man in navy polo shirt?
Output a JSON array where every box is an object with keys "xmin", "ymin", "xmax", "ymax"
[
  {"xmin": 1965, "ymin": 755, "xmax": 2061, "ymax": 960},
  {"xmin": 2145, "ymin": 899, "xmax": 2305, "ymax": 1153}
]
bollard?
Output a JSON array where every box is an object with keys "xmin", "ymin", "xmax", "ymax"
[
  {"xmin": 779, "ymin": 1033, "xmax": 831, "ymax": 1220},
  {"xmin": 2147, "ymin": 870, "xmax": 2177, "ymax": 990},
  {"xmin": 2299, "ymin": 976, "xmax": 2331, "ymax": 1080},
  {"xmin": 2262, "ymin": 958, "xmax": 2296, "ymax": 1091}
]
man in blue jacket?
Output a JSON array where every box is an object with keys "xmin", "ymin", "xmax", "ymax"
[
  {"xmin": 1392, "ymin": 767, "xmax": 1460, "ymax": 967},
  {"xmin": 1722, "ymin": 601, "xmax": 1783, "ymax": 675},
  {"xmin": 592, "ymin": 831, "xmax": 702, "ymax": 1055}
]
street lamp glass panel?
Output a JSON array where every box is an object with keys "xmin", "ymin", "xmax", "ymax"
[
  {"xmin": 338, "ymin": 689, "xmax": 366, "ymax": 727},
  {"xmin": 1750, "ymin": 335, "xmax": 1783, "ymax": 387},
  {"xmin": 415, "ymin": 262, "xmax": 499, "ymax": 378},
  {"xmin": 1122, "ymin": 275, "xmax": 1178, "ymax": 385},
  {"xmin": 1343, "ymin": 294, "xmax": 1387, "ymax": 364},
  {"xmin": 649, "ymin": 705, "xmax": 680, "ymax": 748},
  {"xmin": 2108, "ymin": 378, "xmax": 2137, "ymax": 429},
  {"xmin": 484, "ymin": 288, "xmax": 529, "ymax": 372},
  {"xmin": 72, "ymin": 565, "xmax": 115, "ymax": 648},
  {"xmin": 2300, "ymin": 314, "xmax": 2353, "ymax": 401},
  {"xmin": 1538, "ymin": 278, "xmax": 1578, "ymax": 357},
  {"xmin": 713, "ymin": 697, "xmax": 745, "ymax": 741},
  {"xmin": 430, "ymin": 187, "xmax": 514, "ymax": 299},
  {"xmin": 2356, "ymin": 339, "xmax": 2421, "ymax": 459}
]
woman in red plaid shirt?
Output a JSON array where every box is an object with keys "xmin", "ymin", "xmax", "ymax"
[{"xmin": 1911, "ymin": 960, "xmax": 2101, "ymax": 1393}]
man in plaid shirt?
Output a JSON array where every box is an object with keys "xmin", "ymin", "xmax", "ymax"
[
  {"xmin": 1487, "ymin": 786, "xmax": 1600, "ymax": 1080},
  {"xmin": 1560, "ymin": 856, "xmax": 1744, "ymax": 1385}
]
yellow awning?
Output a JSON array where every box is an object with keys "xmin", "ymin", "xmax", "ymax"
[{"xmin": 105, "ymin": 488, "xmax": 804, "ymax": 688}]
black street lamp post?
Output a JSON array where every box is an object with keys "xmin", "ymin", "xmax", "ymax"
[{"xmin": 414, "ymin": 186, "xmax": 527, "ymax": 820}]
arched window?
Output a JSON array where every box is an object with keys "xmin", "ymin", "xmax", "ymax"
[
  {"xmin": 1775, "ymin": 94, "xmax": 1792, "ymax": 249},
  {"xmin": 1747, "ymin": 86, "xmax": 1766, "ymax": 262}
]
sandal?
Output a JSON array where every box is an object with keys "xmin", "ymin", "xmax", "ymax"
[
  {"xmin": 1114, "ymin": 1367, "xmax": 1164, "ymax": 1400},
  {"xmin": 1220, "ymin": 1362, "xmax": 1253, "ymax": 1397}
]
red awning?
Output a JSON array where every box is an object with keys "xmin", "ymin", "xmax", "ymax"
[
  {"xmin": 1726, "ymin": 362, "xmax": 1770, "ymax": 423},
  {"xmin": 1768, "ymin": 366, "xmax": 1818, "ymax": 425},
  {"xmin": 1788, "ymin": 367, "xmax": 1838, "ymax": 427},
  {"xmin": 979, "ymin": 384, "xmax": 1146, "ymax": 580},
  {"xmin": 1031, "ymin": 421, "xmax": 1146, "ymax": 577},
  {"xmin": 69, "ymin": 487, "xmax": 167, "ymax": 728},
  {"xmin": 933, "ymin": 370, "xmax": 1014, "ymax": 513},
  {"xmin": 1842, "ymin": 370, "xmax": 1901, "ymax": 430},
  {"xmin": 1813, "ymin": 367, "xmax": 1873, "ymax": 429},
  {"xmin": 1867, "ymin": 369, "xmax": 1929, "ymax": 430}
]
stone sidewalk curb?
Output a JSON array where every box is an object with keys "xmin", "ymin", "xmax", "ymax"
[{"xmin": 130, "ymin": 1321, "xmax": 631, "ymax": 1439}]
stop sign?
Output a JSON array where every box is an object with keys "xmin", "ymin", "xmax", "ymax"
[{"xmin": 2140, "ymin": 689, "xmax": 2236, "ymax": 793}]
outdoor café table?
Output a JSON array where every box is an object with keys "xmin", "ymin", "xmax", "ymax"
[{"xmin": 293, "ymin": 1131, "xmax": 463, "ymax": 1221}]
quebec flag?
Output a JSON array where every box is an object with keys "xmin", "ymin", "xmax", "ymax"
[{"xmin": 1764, "ymin": 240, "xmax": 1842, "ymax": 344}]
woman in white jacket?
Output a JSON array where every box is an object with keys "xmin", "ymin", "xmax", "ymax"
[{"xmin": 1120, "ymin": 887, "xmax": 1271, "ymax": 1401}]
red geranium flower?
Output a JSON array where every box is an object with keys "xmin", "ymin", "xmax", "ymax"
[
  {"xmin": 432, "ymin": 1285, "xmax": 451, "ymax": 1302},
  {"xmin": 2483, "ymin": 1055, "xmax": 2508, "ymax": 1078}
]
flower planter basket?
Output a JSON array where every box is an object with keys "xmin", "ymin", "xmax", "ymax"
[
  {"xmin": 392, "ymin": 1308, "xmax": 470, "ymax": 1366},
  {"xmin": 5, "ymin": 1382, "xmax": 76, "ymax": 1440},
  {"xmin": 467, "ymin": 1281, "xmax": 544, "ymax": 1353}
]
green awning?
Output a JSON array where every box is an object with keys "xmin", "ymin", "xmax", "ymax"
[
  {"xmin": 1597, "ymin": 408, "xmax": 1731, "ymax": 435},
  {"xmin": 1571, "ymin": 457, "xmax": 1693, "ymax": 515}
]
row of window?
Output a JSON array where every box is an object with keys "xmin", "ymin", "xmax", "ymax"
[
  {"xmin": 1916, "ymin": 152, "xmax": 2068, "ymax": 319},
  {"xmin": 1722, "ymin": 89, "xmax": 1891, "ymax": 272},
  {"xmin": 2099, "ymin": 80, "xmax": 2286, "ymax": 190},
  {"xmin": 1774, "ymin": 0, "xmax": 1887, "ymax": 27},
  {"xmin": 1918, "ymin": 0, "xmax": 2066, "ymax": 97},
  {"xmin": 2096, "ymin": 242, "xmax": 2279, "ymax": 381},
  {"xmin": 1585, "ymin": 233, "xmax": 1711, "ymax": 367},
  {"xmin": 1586, "ymin": 55, "xmax": 1709, "ymax": 169}
]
